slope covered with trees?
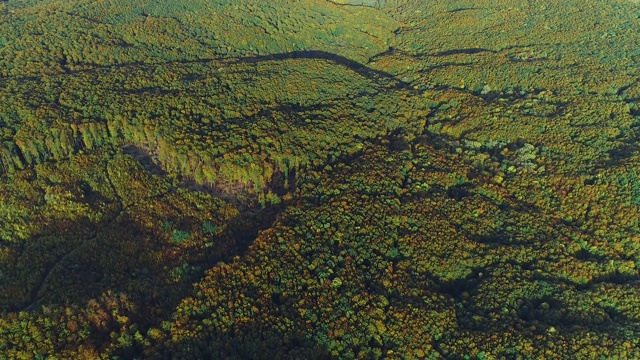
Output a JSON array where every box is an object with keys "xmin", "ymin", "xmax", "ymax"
[{"xmin": 0, "ymin": 0, "xmax": 639, "ymax": 359}]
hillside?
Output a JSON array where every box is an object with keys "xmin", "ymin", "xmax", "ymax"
[{"xmin": 0, "ymin": 0, "xmax": 639, "ymax": 359}]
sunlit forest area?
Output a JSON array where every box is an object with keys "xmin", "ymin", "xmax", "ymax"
[{"xmin": 1, "ymin": 0, "xmax": 639, "ymax": 359}]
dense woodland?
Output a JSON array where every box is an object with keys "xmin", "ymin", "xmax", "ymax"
[{"xmin": 0, "ymin": 0, "xmax": 639, "ymax": 359}]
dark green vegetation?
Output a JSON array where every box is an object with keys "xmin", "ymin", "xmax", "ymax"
[{"xmin": 1, "ymin": 0, "xmax": 639, "ymax": 359}]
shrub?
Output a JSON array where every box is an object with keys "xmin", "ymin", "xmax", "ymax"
[
  {"xmin": 171, "ymin": 230, "xmax": 190, "ymax": 243},
  {"xmin": 201, "ymin": 221, "xmax": 220, "ymax": 235}
]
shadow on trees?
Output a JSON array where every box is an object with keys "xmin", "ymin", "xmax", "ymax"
[
  {"xmin": 4, "ymin": 190, "xmax": 281, "ymax": 334},
  {"xmin": 1, "ymin": 49, "xmax": 413, "ymax": 95},
  {"xmin": 150, "ymin": 320, "xmax": 333, "ymax": 360}
]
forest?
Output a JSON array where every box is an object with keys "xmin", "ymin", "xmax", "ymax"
[{"xmin": 0, "ymin": 0, "xmax": 639, "ymax": 359}]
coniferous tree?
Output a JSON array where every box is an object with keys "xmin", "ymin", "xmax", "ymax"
[
  {"xmin": 0, "ymin": 143, "xmax": 15, "ymax": 173},
  {"xmin": 4, "ymin": 142, "xmax": 24, "ymax": 170},
  {"xmin": 107, "ymin": 116, "xmax": 122, "ymax": 139},
  {"xmin": 143, "ymin": 125, "xmax": 158, "ymax": 144},
  {"xmin": 58, "ymin": 127, "xmax": 74, "ymax": 156},
  {"xmin": 80, "ymin": 124, "xmax": 95, "ymax": 150},
  {"xmin": 203, "ymin": 166, "xmax": 217, "ymax": 186},
  {"xmin": 88, "ymin": 123, "xmax": 105, "ymax": 147},
  {"xmin": 45, "ymin": 130, "xmax": 64, "ymax": 160},
  {"xmin": 32, "ymin": 137, "xmax": 49, "ymax": 162},
  {"xmin": 14, "ymin": 138, "xmax": 37, "ymax": 165},
  {"xmin": 194, "ymin": 166, "xmax": 205, "ymax": 185}
]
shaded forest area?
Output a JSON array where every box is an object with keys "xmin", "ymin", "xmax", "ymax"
[{"xmin": 1, "ymin": 0, "xmax": 639, "ymax": 359}]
